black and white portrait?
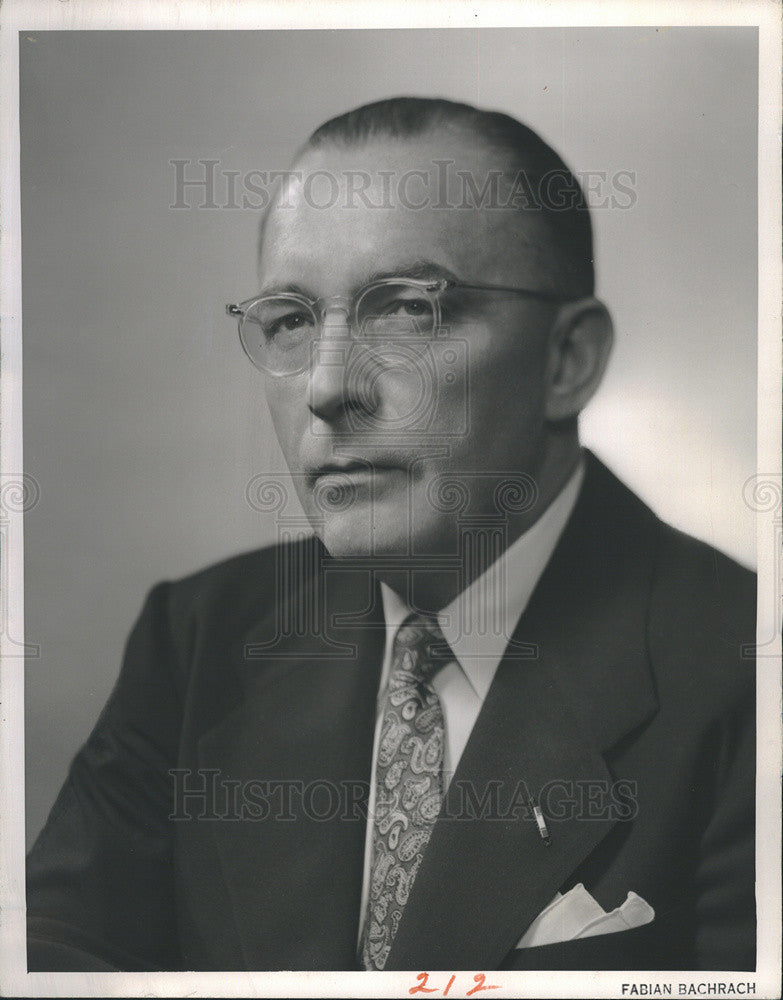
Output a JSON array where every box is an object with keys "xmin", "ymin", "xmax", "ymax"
[{"xmin": 2, "ymin": 5, "xmax": 779, "ymax": 998}]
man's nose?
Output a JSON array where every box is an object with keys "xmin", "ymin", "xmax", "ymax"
[{"xmin": 307, "ymin": 304, "xmax": 371, "ymax": 425}]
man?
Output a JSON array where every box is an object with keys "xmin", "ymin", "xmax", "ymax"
[{"xmin": 27, "ymin": 97, "xmax": 755, "ymax": 972}]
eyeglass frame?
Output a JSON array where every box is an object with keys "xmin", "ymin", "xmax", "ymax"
[{"xmin": 226, "ymin": 276, "xmax": 569, "ymax": 376}]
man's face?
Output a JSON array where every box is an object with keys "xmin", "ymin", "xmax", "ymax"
[{"xmin": 258, "ymin": 130, "xmax": 560, "ymax": 560}]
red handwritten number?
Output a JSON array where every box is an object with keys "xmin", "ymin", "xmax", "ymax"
[
  {"xmin": 443, "ymin": 974, "xmax": 456, "ymax": 996},
  {"xmin": 466, "ymin": 973, "xmax": 501, "ymax": 996},
  {"xmin": 409, "ymin": 972, "xmax": 437, "ymax": 995}
]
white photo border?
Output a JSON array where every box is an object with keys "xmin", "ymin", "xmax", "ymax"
[{"xmin": 1, "ymin": 1, "xmax": 780, "ymax": 997}]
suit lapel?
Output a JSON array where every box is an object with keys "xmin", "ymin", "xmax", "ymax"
[
  {"xmin": 198, "ymin": 540, "xmax": 385, "ymax": 970},
  {"xmin": 385, "ymin": 454, "xmax": 661, "ymax": 969}
]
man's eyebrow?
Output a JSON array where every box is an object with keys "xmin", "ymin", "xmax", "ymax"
[
  {"xmin": 362, "ymin": 260, "xmax": 460, "ymax": 286},
  {"xmin": 256, "ymin": 260, "xmax": 461, "ymax": 300},
  {"xmin": 256, "ymin": 280, "xmax": 311, "ymax": 298}
]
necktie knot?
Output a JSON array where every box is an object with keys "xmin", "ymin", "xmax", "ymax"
[{"xmin": 391, "ymin": 612, "xmax": 453, "ymax": 687}]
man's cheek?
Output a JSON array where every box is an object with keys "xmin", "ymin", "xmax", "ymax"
[{"xmin": 266, "ymin": 403, "xmax": 303, "ymax": 463}]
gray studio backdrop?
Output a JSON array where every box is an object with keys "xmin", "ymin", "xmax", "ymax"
[{"xmin": 21, "ymin": 28, "xmax": 757, "ymax": 846}]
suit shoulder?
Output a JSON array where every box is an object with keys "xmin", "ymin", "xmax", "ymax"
[
  {"xmin": 647, "ymin": 521, "xmax": 755, "ymax": 706},
  {"xmin": 585, "ymin": 454, "xmax": 755, "ymax": 628},
  {"xmin": 653, "ymin": 521, "xmax": 755, "ymax": 627},
  {"xmin": 153, "ymin": 537, "xmax": 321, "ymax": 641},
  {"xmin": 171, "ymin": 542, "xmax": 287, "ymax": 593}
]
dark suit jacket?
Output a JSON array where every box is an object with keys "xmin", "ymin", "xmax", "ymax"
[{"xmin": 26, "ymin": 453, "xmax": 756, "ymax": 972}]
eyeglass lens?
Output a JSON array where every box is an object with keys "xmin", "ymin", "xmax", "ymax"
[{"xmin": 239, "ymin": 280, "xmax": 437, "ymax": 374}]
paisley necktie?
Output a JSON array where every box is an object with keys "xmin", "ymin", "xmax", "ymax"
[{"xmin": 360, "ymin": 612, "xmax": 454, "ymax": 971}]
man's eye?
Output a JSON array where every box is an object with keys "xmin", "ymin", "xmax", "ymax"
[
  {"xmin": 385, "ymin": 298, "xmax": 429, "ymax": 316},
  {"xmin": 265, "ymin": 312, "xmax": 312, "ymax": 338}
]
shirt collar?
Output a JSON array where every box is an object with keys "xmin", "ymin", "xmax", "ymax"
[{"xmin": 379, "ymin": 455, "xmax": 586, "ymax": 701}]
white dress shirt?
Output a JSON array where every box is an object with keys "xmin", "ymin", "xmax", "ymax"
[{"xmin": 358, "ymin": 457, "xmax": 586, "ymax": 939}]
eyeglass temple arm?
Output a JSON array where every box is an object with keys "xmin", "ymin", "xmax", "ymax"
[{"xmin": 444, "ymin": 280, "xmax": 567, "ymax": 303}]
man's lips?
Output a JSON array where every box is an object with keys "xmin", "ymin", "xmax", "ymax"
[{"xmin": 306, "ymin": 460, "xmax": 405, "ymax": 488}]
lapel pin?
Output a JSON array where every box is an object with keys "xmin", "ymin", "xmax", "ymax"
[{"xmin": 531, "ymin": 797, "xmax": 551, "ymax": 846}]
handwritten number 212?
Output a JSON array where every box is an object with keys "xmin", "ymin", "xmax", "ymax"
[{"xmin": 409, "ymin": 972, "xmax": 501, "ymax": 996}]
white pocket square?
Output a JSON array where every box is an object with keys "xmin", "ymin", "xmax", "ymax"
[{"xmin": 516, "ymin": 883, "xmax": 655, "ymax": 948}]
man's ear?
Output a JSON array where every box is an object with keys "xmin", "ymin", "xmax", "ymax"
[{"xmin": 544, "ymin": 297, "xmax": 614, "ymax": 421}]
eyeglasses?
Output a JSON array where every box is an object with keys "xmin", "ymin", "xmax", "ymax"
[{"xmin": 226, "ymin": 276, "xmax": 566, "ymax": 376}]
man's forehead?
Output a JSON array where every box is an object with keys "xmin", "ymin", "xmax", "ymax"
[
  {"xmin": 269, "ymin": 128, "xmax": 520, "ymax": 216},
  {"xmin": 258, "ymin": 130, "xmax": 556, "ymax": 289}
]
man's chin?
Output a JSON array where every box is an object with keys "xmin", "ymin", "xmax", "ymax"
[
  {"xmin": 315, "ymin": 510, "xmax": 453, "ymax": 564},
  {"xmin": 318, "ymin": 516, "xmax": 407, "ymax": 560}
]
